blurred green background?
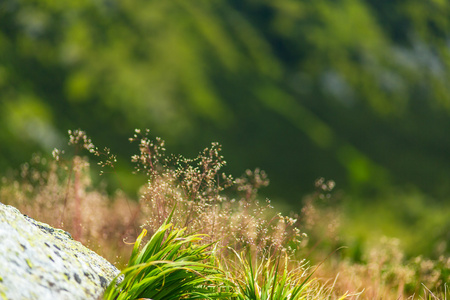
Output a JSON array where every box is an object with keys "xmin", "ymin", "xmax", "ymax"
[{"xmin": 1, "ymin": 0, "xmax": 449, "ymax": 257}]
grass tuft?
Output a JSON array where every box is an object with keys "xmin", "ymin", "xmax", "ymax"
[{"xmin": 103, "ymin": 208, "xmax": 234, "ymax": 300}]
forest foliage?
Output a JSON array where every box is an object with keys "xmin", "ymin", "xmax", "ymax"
[
  {"xmin": 1, "ymin": 0, "xmax": 450, "ymax": 197},
  {"xmin": 1, "ymin": 0, "xmax": 450, "ymax": 259}
]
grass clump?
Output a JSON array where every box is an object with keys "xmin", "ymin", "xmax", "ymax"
[
  {"xmin": 124, "ymin": 129, "xmax": 305, "ymax": 267},
  {"xmin": 104, "ymin": 208, "xmax": 233, "ymax": 300},
  {"xmin": 228, "ymin": 251, "xmax": 315, "ymax": 300}
]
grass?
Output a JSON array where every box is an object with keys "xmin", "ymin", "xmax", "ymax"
[
  {"xmin": 103, "ymin": 207, "xmax": 233, "ymax": 300},
  {"xmin": 229, "ymin": 250, "xmax": 316, "ymax": 300},
  {"xmin": 0, "ymin": 128, "xmax": 448, "ymax": 299}
]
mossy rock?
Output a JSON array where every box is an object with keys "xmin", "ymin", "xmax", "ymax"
[{"xmin": 0, "ymin": 202, "xmax": 119, "ymax": 300}]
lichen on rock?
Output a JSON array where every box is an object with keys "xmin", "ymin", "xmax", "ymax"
[{"xmin": 0, "ymin": 202, "xmax": 119, "ymax": 300}]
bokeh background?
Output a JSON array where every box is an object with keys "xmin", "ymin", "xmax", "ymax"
[{"xmin": 1, "ymin": 0, "xmax": 450, "ymax": 258}]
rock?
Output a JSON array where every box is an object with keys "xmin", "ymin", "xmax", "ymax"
[{"xmin": 0, "ymin": 202, "xmax": 120, "ymax": 300}]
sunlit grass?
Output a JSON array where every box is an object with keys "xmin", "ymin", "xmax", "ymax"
[
  {"xmin": 227, "ymin": 250, "xmax": 318, "ymax": 300},
  {"xmin": 103, "ymin": 208, "xmax": 234, "ymax": 300},
  {"xmin": 0, "ymin": 129, "xmax": 448, "ymax": 299}
]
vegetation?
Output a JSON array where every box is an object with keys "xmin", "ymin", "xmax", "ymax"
[
  {"xmin": 103, "ymin": 212, "xmax": 233, "ymax": 300},
  {"xmin": 1, "ymin": 130, "xmax": 448, "ymax": 299},
  {"xmin": 1, "ymin": 0, "xmax": 450, "ymax": 200},
  {"xmin": 1, "ymin": 0, "xmax": 449, "ymax": 297},
  {"xmin": 1, "ymin": 0, "xmax": 450, "ymax": 282}
]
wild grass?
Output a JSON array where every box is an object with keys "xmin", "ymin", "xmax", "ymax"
[
  {"xmin": 0, "ymin": 128, "xmax": 448, "ymax": 299},
  {"xmin": 228, "ymin": 250, "xmax": 320, "ymax": 300},
  {"xmin": 103, "ymin": 208, "xmax": 233, "ymax": 300}
]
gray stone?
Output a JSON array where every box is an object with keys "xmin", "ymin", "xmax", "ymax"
[{"xmin": 0, "ymin": 202, "xmax": 120, "ymax": 300}]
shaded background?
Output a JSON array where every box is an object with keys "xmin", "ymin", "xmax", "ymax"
[{"xmin": 1, "ymin": 0, "xmax": 450, "ymax": 257}]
